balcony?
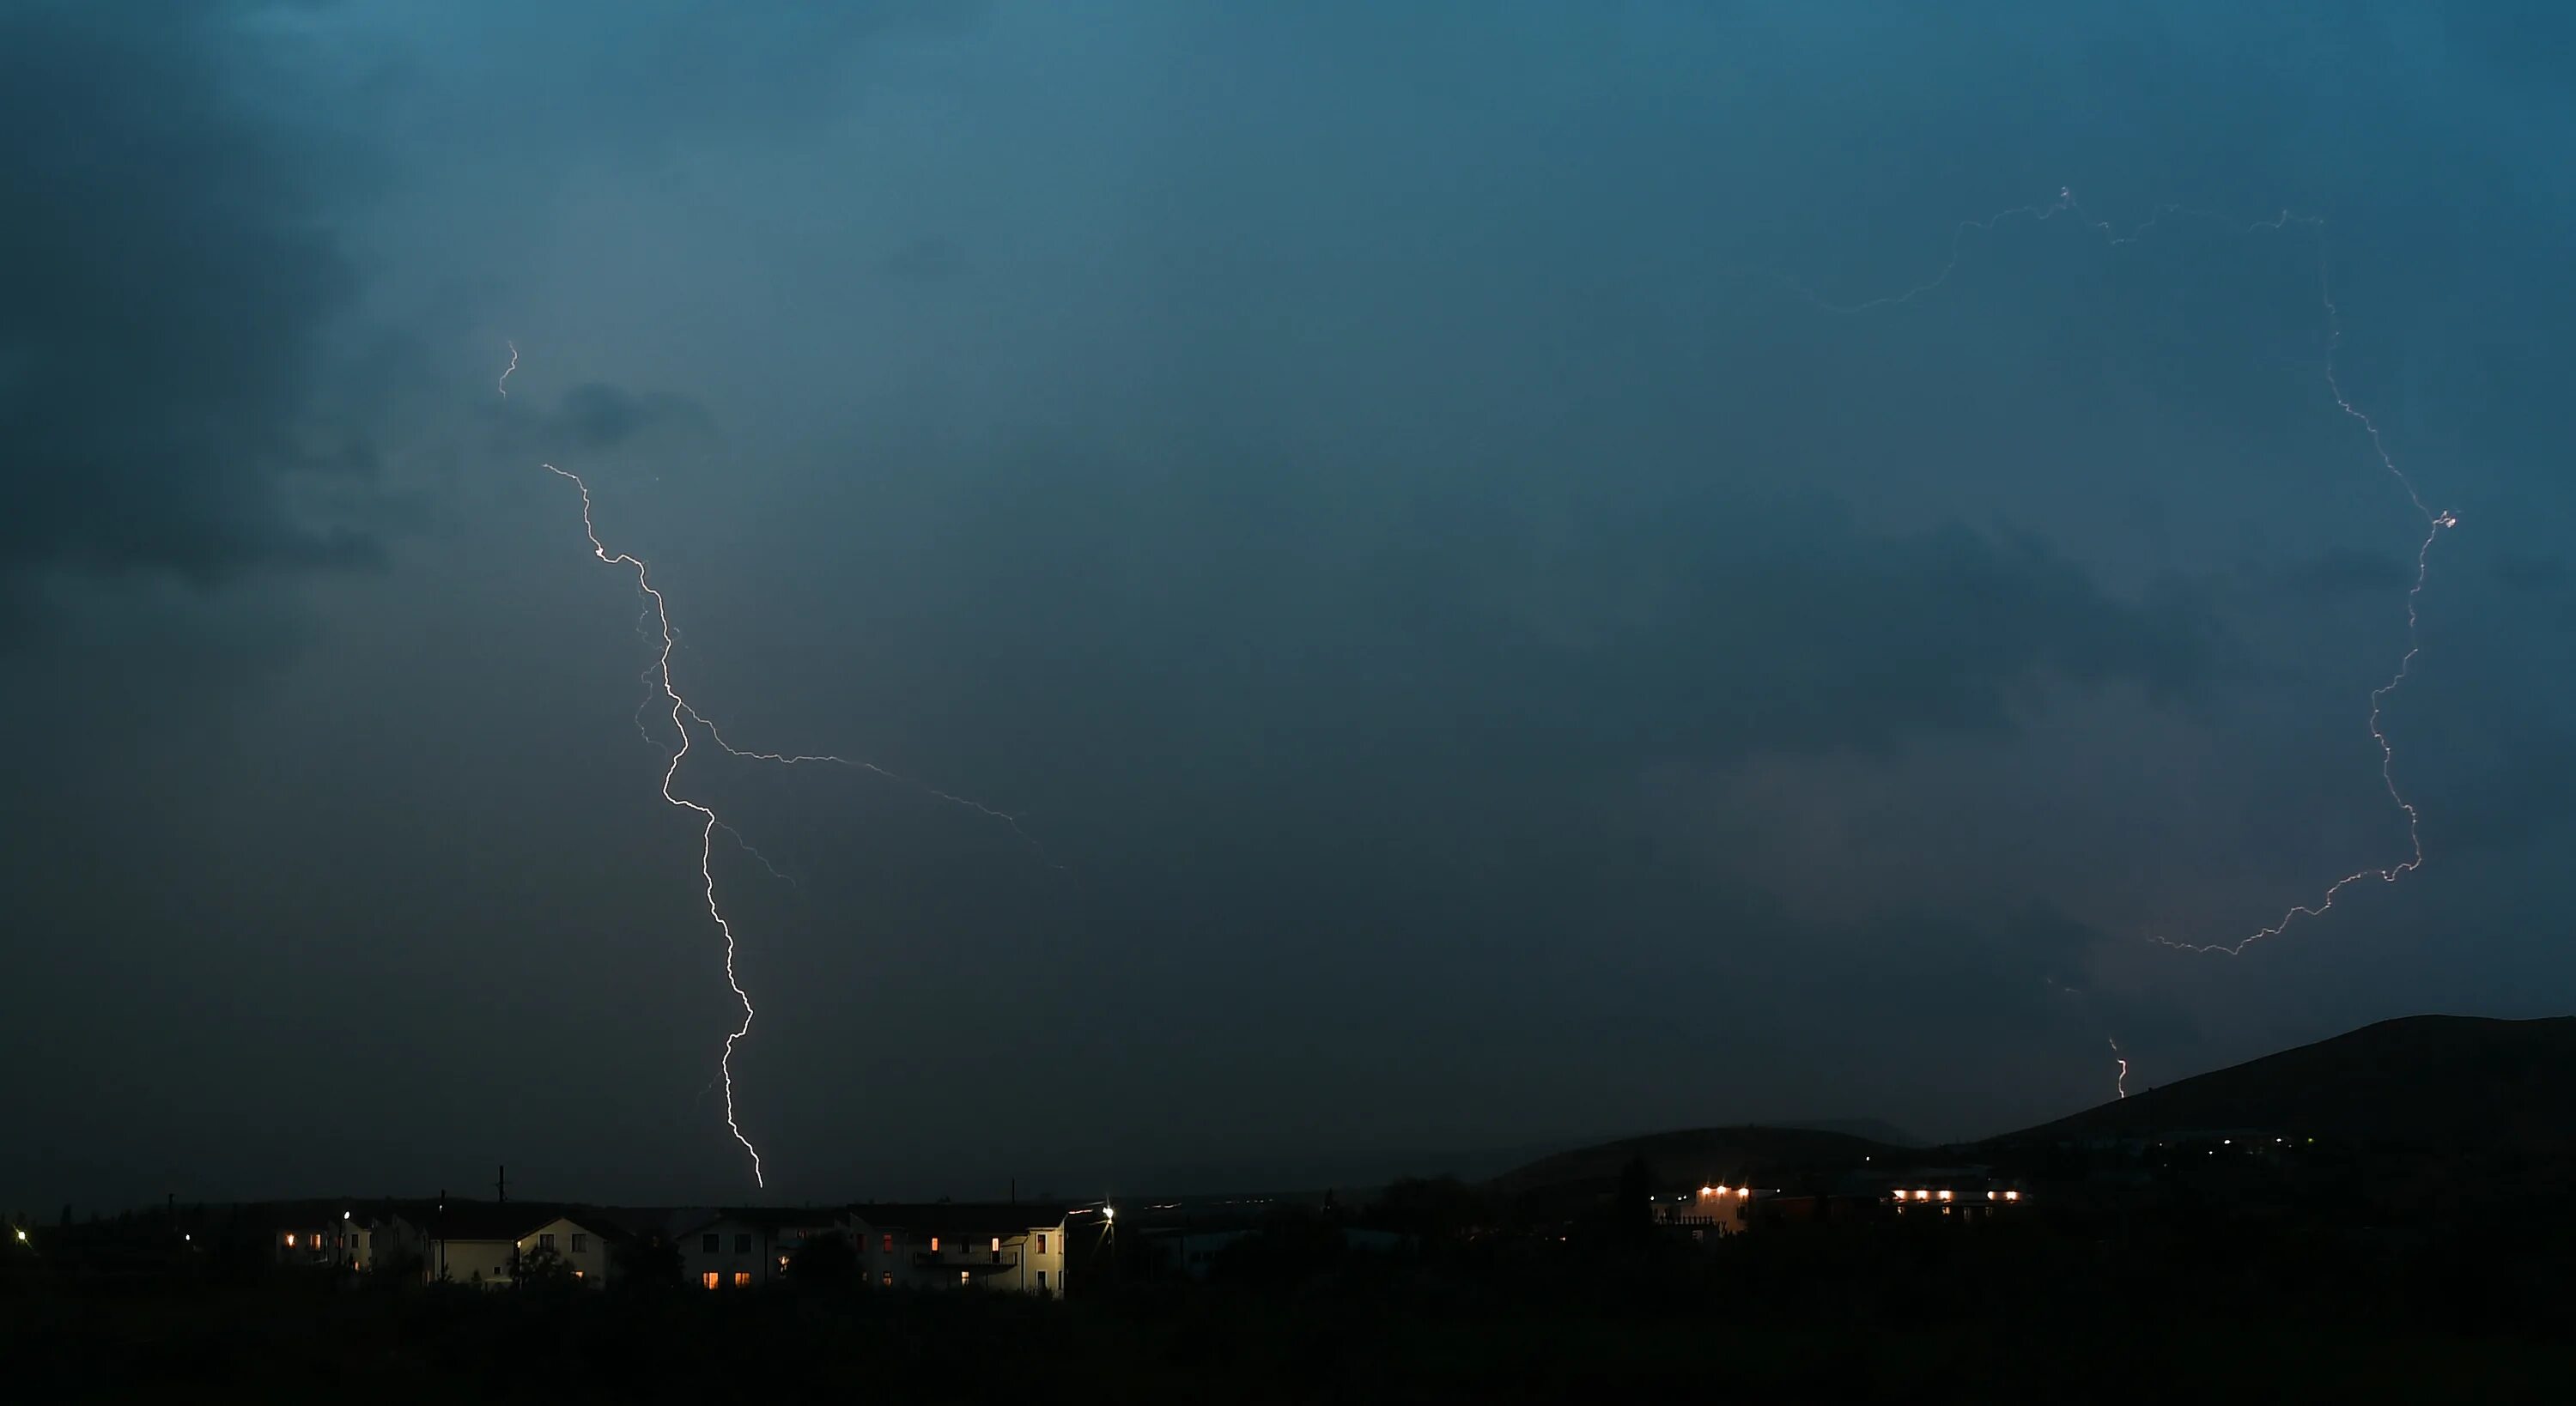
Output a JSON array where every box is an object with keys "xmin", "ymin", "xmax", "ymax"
[{"xmin": 913, "ymin": 1251, "xmax": 1018, "ymax": 1274}]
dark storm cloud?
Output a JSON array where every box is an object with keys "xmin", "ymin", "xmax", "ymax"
[
  {"xmin": 14, "ymin": 0, "xmax": 2576, "ymax": 1211},
  {"xmin": 880, "ymin": 237, "xmax": 966, "ymax": 283},
  {"xmin": 905, "ymin": 465, "xmax": 2218, "ymax": 779},
  {"xmin": 548, "ymin": 383, "xmax": 716, "ymax": 451},
  {"xmin": 0, "ymin": 3, "xmax": 378, "ymax": 628},
  {"xmin": 2490, "ymin": 554, "xmax": 2570, "ymax": 596},
  {"xmin": 2273, "ymin": 548, "xmax": 2414, "ymax": 599}
]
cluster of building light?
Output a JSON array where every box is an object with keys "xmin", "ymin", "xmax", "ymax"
[
  {"xmin": 1893, "ymin": 1188, "xmax": 2020, "ymax": 1203},
  {"xmin": 1696, "ymin": 1185, "xmax": 1753, "ymax": 1198}
]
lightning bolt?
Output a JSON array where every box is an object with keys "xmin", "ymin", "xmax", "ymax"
[
  {"xmin": 499, "ymin": 340, "xmax": 518, "ymax": 398},
  {"xmin": 542, "ymin": 458, "xmax": 768, "ymax": 1185},
  {"xmin": 2049, "ymin": 976, "xmax": 2130, "ymax": 1104},
  {"xmin": 2151, "ymin": 264, "xmax": 2455, "ymax": 955},
  {"xmin": 1776, "ymin": 190, "xmax": 2456, "ymax": 958},
  {"xmin": 513, "ymin": 347, "xmax": 1053, "ymax": 1186}
]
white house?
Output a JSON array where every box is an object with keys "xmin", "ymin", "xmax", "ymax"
[
  {"xmin": 261, "ymin": 1201, "xmax": 417, "ymax": 1272},
  {"xmin": 347, "ymin": 1208, "xmax": 428, "ymax": 1274},
  {"xmin": 848, "ymin": 1203, "xmax": 1072, "ymax": 1297},
  {"xmin": 422, "ymin": 1204, "xmax": 622, "ymax": 1287}
]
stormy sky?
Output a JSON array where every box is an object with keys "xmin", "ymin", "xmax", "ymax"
[{"xmin": 7, "ymin": 0, "xmax": 2573, "ymax": 1208}]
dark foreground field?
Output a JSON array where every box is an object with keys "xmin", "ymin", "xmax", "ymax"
[
  {"xmin": 7, "ymin": 1288, "xmax": 2569, "ymax": 1403},
  {"xmin": 10, "ymin": 1220, "xmax": 2573, "ymax": 1403}
]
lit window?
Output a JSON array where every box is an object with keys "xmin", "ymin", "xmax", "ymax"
[
  {"xmin": 2005, "ymin": 1191, "xmax": 2020, "ymax": 1202},
  {"xmin": 960, "ymin": 1270, "xmax": 969, "ymax": 1286},
  {"xmin": 1036, "ymin": 1235, "xmax": 1046, "ymax": 1254},
  {"xmin": 702, "ymin": 1233, "xmax": 719, "ymax": 1253},
  {"xmin": 1937, "ymin": 1191, "xmax": 1953, "ymax": 1203},
  {"xmin": 702, "ymin": 1272, "xmax": 720, "ymax": 1290},
  {"xmin": 573, "ymin": 1270, "xmax": 583, "ymax": 1280},
  {"xmin": 571, "ymin": 1234, "xmax": 586, "ymax": 1253},
  {"xmin": 1986, "ymin": 1191, "xmax": 1997, "ymax": 1201},
  {"xmin": 882, "ymin": 1233, "xmax": 893, "ymax": 1255},
  {"xmin": 779, "ymin": 1256, "xmax": 788, "ymax": 1269},
  {"xmin": 930, "ymin": 1237, "xmax": 939, "ymax": 1252},
  {"xmin": 284, "ymin": 1234, "xmax": 295, "ymax": 1247},
  {"xmin": 733, "ymin": 1271, "xmax": 750, "ymax": 1288},
  {"xmin": 991, "ymin": 1236, "xmax": 1000, "ymax": 1253},
  {"xmin": 882, "ymin": 1271, "xmax": 892, "ymax": 1287}
]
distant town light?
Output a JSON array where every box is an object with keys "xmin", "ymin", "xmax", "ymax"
[
  {"xmin": 1103, "ymin": 1206, "xmax": 1115, "ymax": 1221},
  {"xmin": 2005, "ymin": 1191, "xmax": 2020, "ymax": 1202},
  {"xmin": 284, "ymin": 1234, "xmax": 295, "ymax": 1247},
  {"xmin": 1912, "ymin": 1190, "xmax": 1929, "ymax": 1202},
  {"xmin": 343, "ymin": 1211, "xmax": 351, "ymax": 1221},
  {"xmin": 1987, "ymin": 1191, "xmax": 1997, "ymax": 1201},
  {"xmin": 1937, "ymin": 1190, "xmax": 1953, "ymax": 1203},
  {"xmin": 1736, "ymin": 1187, "xmax": 1750, "ymax": 1197},
  {"xmin": 13, "ymin": 1228, "xmax": 26, "ymax": 1243}
]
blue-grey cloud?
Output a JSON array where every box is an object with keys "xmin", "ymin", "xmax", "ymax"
[{"xmin": 0, "ymin": 3, "xmax": 379, "ymax": 629}]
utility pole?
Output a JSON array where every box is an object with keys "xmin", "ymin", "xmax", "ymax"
[{"xmin": 495, "ymin": 1164, "xmax": 507, "ymax": 1204}]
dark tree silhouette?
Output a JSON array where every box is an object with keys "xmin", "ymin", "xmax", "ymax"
[
  {"xmin": 1615, "ymin": 1156, "xmax": 1653, "ymax": 1242},
  {"xmin": 613, "ymin": 1233, "xmax": 684, "ymax": 1288},
  {"xmin": 512, "ymin": 1244, "xmax": 574, "ymax": 1290},
  {"xmin": 788, "ymin": 1230, "xmax": 857, "ymax": 1287}
]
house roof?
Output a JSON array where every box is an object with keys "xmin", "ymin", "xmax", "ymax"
[
  {"xmin": 848, "ymin": 1203, "xmax": 1071, "ymax": 1237},
  {"xmin": 422, "ymin": 1203, "xmax": 629, "ymax": 1243},
  {"xmin": 670, "ymin": 1206, "xmax": 848, "ymax": 1238},
  {"xmin": 423, "ymin": 1203, "xmax": 561, "ymax": 1242}
]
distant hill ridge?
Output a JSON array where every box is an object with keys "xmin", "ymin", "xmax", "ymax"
[
  {"xmin": 1488, "ymin": 1124, "xmax": 1908, "ymax": 1199},
  {"xmin": 1495, "ymin": 1014, "xmax": 2576, "ymax": 1193},
  {"xmin": 1997, "ymin": 1014, "xmax": 2576, "ymax": 1151}
]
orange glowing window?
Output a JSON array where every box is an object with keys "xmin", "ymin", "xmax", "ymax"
[
  {"xmin": 1036, "ymin": 1235, "xmax": 1046, "ymax": 1254},
  {"xmin": 732, "ymin": 1271, "xmax": 750, "ymax": 1288},
  {"xmin": 702, "ymin": 1272, "xmax": 719, "ymax": 1290},
  {"xmin": 283, "ymin": 1234, "xmax": 295, "ymax": 1247},
  {"xmin": 990, "ymin": 1237, "xmax": 1000, "ymax": 1253},
  {"xmin": 929, "ymin": 1237, "xmax": 939, "ymax": 1252}
]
